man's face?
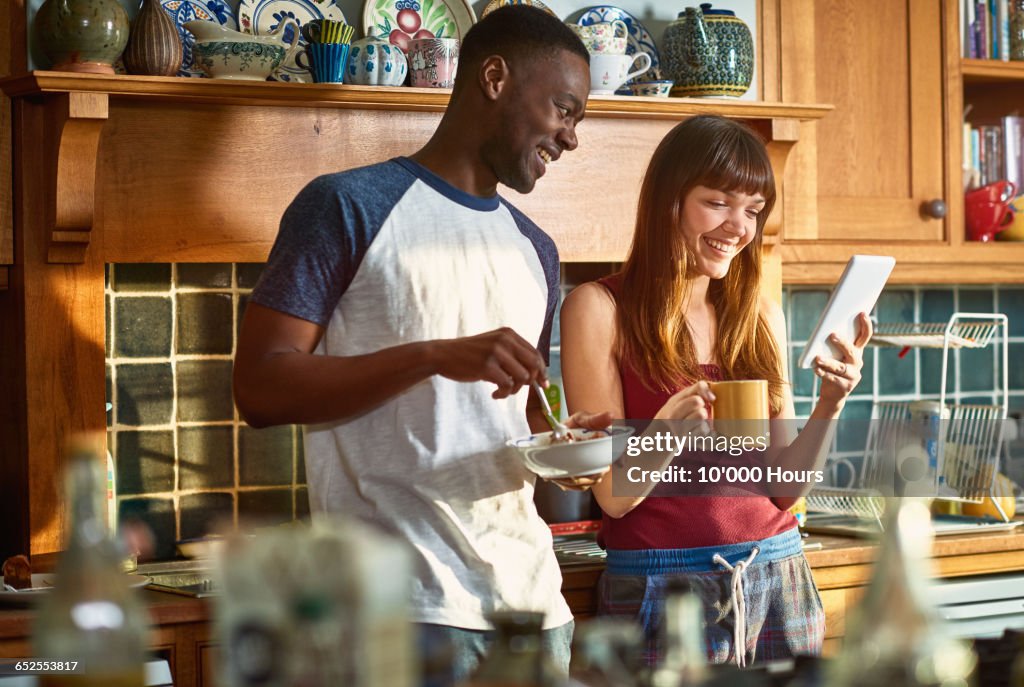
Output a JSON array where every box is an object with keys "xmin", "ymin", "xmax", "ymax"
[{"xmin": 487, "ymin": 50, "xmax": 590, "ymax": 194}]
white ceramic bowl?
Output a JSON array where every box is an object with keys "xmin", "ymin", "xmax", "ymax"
[{"xmin": 508, "ymin": 425, "xmax": 634, "ymax": 479}]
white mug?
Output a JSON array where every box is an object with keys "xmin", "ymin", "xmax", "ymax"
[{"xmin": 589, "ymin": 52, "xmax": 652, "ymax": 94}]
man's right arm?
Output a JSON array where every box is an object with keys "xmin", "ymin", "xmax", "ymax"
[{"xmin": 233, "ymin": 303, "xmax": 548, "ymax": 428}]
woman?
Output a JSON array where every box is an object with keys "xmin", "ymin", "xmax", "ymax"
[{"xmin": 560, "ymin": 115, "xmax": 871, "ymax": 667}]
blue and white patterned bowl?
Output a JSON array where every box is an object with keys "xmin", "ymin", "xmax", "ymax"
[
  {"xmin": 629, "ymin": 79, "xmax": 673, "ymax": 97},
  {"xmin": 508, "ymin": 425, "xmax": 634, "ymax": 479},
  {"xmin": 347, "ymin": 36, "xmax": 407, "ymax": 86}
]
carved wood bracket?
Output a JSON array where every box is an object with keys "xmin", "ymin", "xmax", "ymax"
[{"xmin": 47, "ymin": 91, "xmax": 109, "ymax": 263}]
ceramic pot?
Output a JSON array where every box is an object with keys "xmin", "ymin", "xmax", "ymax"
[
  {"xmin": 662, "ymin": 2, "xmax": 753, "ymax": 97},
  {"xmin": 34, "ymin": 0, "xmax": 130, "ymax": 74},
  {"xmin": 123, "ymin": 0, "xmax": 183, "ymax": 76},
  {"xmin": 347, "ymin": 37, "xmax": 408, "ymax": 86}
]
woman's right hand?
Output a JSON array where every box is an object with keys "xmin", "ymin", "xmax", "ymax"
[{"xmin": 653, "ymin": 381, "xmax": 716, "ymax": 422}]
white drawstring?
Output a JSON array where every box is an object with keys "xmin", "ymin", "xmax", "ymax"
[{"xmin": 712, "ymin": 546, "xmax": 760, "ymax": 668}]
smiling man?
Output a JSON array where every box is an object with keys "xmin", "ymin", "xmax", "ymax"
[{"xmin": 232, "ymin": 6, "xmax": 591, "ymax": 683}]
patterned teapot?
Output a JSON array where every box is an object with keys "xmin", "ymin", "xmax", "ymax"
[
  {"xmin": 662, "ymin": 3, "xmax": 753, "ymax": 97},
  {"xmin": 347, "ymin": 36, "xmax": 408, "ymax": 86}
]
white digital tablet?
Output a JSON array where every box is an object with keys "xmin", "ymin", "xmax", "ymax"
[{"xmin": 797, "ymin": 255, "xmax": 895, "ymax": 369}]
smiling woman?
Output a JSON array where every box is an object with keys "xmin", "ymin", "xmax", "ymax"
[{"xmin": 559, "ymin": 115, "xmax": 873, "ymax": 668}]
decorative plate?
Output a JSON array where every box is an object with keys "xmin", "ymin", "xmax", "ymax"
[
  {"xmin": 363, "ymin": 0, "xmax": 476, "ymax": 49},
  {"xmin": 576, "ymin": 5, "xmax": 660, "ymax": 94},
  {"xmin": 239, "ymin": 0, "xmax": 346, "ymax": 82},
  {"xmin": 162, "ymin": 0, "xmax": 238, "ymax": 78},
  {"xmin": 480, "ymin": 0, "xmax": 557, "ymax": 19}
]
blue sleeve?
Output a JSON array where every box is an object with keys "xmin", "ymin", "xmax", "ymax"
[
  {"xmin": 501, "ymin": 199, "xmax": 560, "ymax": 365},
  {"xmin": 250, "ymin": 162, "xmax": 415, "ymax": 326}
]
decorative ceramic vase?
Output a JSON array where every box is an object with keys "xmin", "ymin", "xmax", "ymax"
[
  {"xmin": 34, "ymin": 0, "xmax": 130, "ymax": 74},
  {"xmin": 347, "ymin": 37, "xmax": 408, "ymax": 86},
  {"xmin": 123, "ymin": 0, "xmax": 183, "ymax": 76},
  {"xmin": 662, "ymin": 3, "xmax": 753, "ymax": 97}
]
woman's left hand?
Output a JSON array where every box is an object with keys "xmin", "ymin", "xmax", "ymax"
[{"xmin": 814, "ymin": 312, "xmax": 873, "ymax": 413}]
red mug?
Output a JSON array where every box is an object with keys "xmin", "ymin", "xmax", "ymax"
[{"xmin": 965, "ymin": 180, "xmax": 1016, "ymax": 241}]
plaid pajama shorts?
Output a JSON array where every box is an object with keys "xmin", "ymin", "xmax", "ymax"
[{"xmin": 598, "ymin": 527, "xmax": 825, "ymax": 667}]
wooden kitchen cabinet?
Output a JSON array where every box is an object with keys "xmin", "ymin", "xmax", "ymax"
[{"xmin": 770, "ymin": 0, "xmax": 1024, "ymax": 284}]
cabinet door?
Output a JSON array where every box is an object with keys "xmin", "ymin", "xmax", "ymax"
[{"xmin": 783, "ymin": 0, "xmax": 945, "ymax": 242}]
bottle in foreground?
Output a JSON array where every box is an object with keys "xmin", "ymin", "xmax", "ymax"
[
  {"xmin": 34, "ymin": 441, "xmax": 150, "ymax": 687},
  {"xmin": 826, "ymin": 498, "xmax": 977, "ymax": 687}
]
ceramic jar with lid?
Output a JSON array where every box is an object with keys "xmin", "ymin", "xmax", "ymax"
[
  {"xmin": 662, "ymin": 3, "xmax": 753, "ymax": 97},
  {"xmin": 347, "ymin": 36, "xmax": 408, "ymax": 86},
  {"xmin": 34, "ymin": 0, "xmax": 129, "ymax": 74}
]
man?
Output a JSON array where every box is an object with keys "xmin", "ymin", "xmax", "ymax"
[{"xmin": 233, "ymin": 6, "xmax": 597, "ymax": 681}]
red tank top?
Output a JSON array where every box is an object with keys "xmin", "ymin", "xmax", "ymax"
[{"xmin": 595, "ymin": 275, "xmax": 795, "ymax": 550}]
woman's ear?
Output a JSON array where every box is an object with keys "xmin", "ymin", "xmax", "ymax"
[{"xmin": 479, "ymin": 55, "xmax": 510, "ymax": 101}]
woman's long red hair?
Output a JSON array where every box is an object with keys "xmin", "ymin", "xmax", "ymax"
[{"xmin": 615, "ymin": 115, "xmax": 785, "ymax": 414}]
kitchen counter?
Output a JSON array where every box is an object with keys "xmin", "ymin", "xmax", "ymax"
[{"xmin": 3, "ymin": 526, "xmax": 1023, "ymax": 677}]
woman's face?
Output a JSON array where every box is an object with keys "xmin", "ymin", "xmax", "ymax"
[{"xmin": 680, "ymin": 184, "xmax": 766, "ymax": 279}]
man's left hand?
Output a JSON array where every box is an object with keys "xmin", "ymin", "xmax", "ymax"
[{"xmin": 547, "ymin": 410, "xmax": 614, "ymax": 492}]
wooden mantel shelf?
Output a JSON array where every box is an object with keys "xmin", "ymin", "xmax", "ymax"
[
  {"xmin": 1, "ymin": 71, "xmax": 834, "ymax": 121},
  {"xmin": 0, "ymin": 71, "xmax": 830, "ymax": 267}
]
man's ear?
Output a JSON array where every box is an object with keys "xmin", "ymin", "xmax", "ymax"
[{"xmin": 479, "ymin": 54, "xmax": 510, "ymax": 101}]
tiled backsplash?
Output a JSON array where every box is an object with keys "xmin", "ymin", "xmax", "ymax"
[
  {"xmin": 106, "ymin": 264, "xmax": 308, "ymax": 560},
  {"xmin": 107, "ymin": 263, "xmax": 1024, "ymax": 557}
]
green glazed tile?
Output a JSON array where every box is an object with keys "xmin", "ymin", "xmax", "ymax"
[
  {"xmin": 877, "ymin": 289, "xmax": 914, "ymax": 324},
  {"xmin": 236, "ymin": 293, "xmax": 249, "ymax": 342},
  {"xmin": 119, "ymin": 497, "xmax": 176, "ymax": 560},
  {"xmin": 239, "ymin": 489, "xmax": 293, "ymax": 527},
  {"xmin": 1010, "ymin": 343, "xmax": 1024, "ymax": 390},
  {"xmin": 296, "ymin": 436, "xmax": 306, "ymax": 484},
  {"xmin": 106, "ymin": 365, "xmax": 113, "ymax": 428},
  {"xmin": 116, "ymin": 363, "xmax": 173, "ymax": 426},
  {"xmin": 960, "ymin": 347, "xmax": 996, "ymax": 393},
  {"xmin": 115, "ymin": 430, "xmax": 175, "ymax": 495},
  {"xmin": 114, "ymin": 297, "xmax": 172, "ymax": 358},
  {"xmin": 177, "ymin": 426, "xmax": 233, "ymax": 490},
  {"xmin": 836, "ymin": 400, "xmax": 873, "ymax": 453},
  {"xmin": 105, "ymin": 293, "xmax": 111, "ymax": 357},
  {"xmin": 999, "ymin": 287, "xmax": 1024, "ymax": 337},
  {"xmin": 236, "ymin": 263, "xmax": 266, "ymax": 289},
  {"xmin": 177, "ymin": 293, "xmax": 233, "ymax": 355},
  {"xmin": 177, "ymin": 263, "xmax": 232, "ymax": 288},
  {"xmin": 790, "ymin": 346, "xmax": 816, "ymax": 399},
  {"xmin": 239, "ymin": 425, "xmax": 295, "ymax": 486},
  {"xmin": 113, "ymin": 264, "xmax": 171, "ymax": 292},
  {"xmin": 877, "ymin": 348, "xmax": 915, "ymax": 396},
  {"xmin": 296, "ymin": 487, "xmax": 310, "ymax": 521},
  {"xmin": 920, "ymin": 289, "xmax": 955, "ymax": 325},
  {"xmin": 179, "ymin": 492, "xmax": 234, "ymax": 540},
  {"xmin": 920, "ymin": 349, "xmax": 956, "ymax": 397},
  {"xmin": 177, "ymin": 360, "xmax": 234, "ymax": 422},
  {"xmin": 789, "ymin": 290, "xmax": 829, "ymax": 344},
  {"xmin": 958, "ymin": 288, "xmax": 994, "ymax": 313}
]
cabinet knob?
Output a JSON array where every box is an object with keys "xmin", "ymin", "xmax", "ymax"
[{"xmin": 922, "ymin": 199, "xmax": 947, "ymax": 219}]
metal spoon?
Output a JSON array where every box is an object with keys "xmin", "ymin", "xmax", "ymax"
[{"xmin": 531, "ymin": 381, "xmax": 573, "ymax": 443}]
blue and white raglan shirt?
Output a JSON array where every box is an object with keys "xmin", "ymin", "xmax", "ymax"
[{"xmin": 250, "ymin": 157, "xmax": 569, "ymax": 630}]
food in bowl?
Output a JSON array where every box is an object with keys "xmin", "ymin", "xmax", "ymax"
[{"xmin": 508, "ymin": 426, "xmax": 634, "ymax": 479}]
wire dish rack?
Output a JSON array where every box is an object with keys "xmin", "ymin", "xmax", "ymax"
[{"xmin": 807, "ymin": 313, "xmax": 1010, "ymax": 525}]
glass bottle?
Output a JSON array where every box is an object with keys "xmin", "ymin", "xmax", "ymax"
[
  {"xmin": 569, "ymin": 619, "xmax": 643, "ymax": 687},
  {"xmin": 651, "ymin": 578, "xmax": 707, "ymax": 687},
  {"xmin": 465, "ymin": 611, "xmax": 561, "ymax": 687},
  {"xmin": 1011, "ymin": 0, "xmax": 1024, "ymax": 61},
  {"xmin": 826, "ymin": 498, "xmax": 977, "ymax": 687},
  {"xmin": 34, "ymin": 444, "xmax": 150, "ymax": 687}
]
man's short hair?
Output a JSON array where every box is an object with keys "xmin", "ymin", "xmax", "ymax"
[{"xmin": 453, "ymin": 5, "xmax": 588, "ymax": 94}]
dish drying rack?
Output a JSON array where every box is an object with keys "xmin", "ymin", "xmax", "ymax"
[{"xmin": 807, "ymin": 313, "xmax": 1010, "ymax": 526}]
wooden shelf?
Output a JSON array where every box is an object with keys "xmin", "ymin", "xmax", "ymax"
[
  {"xmin": 0, "ymin": 70, "xmax": 830, "ymax": 267},
  {"xmin": 0, "ymin": 71, "xmax": 833, "ymax": 121},
  {"xmin": 962, "ymin": 58, "xmax": 1024, "ymax": 83}
]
